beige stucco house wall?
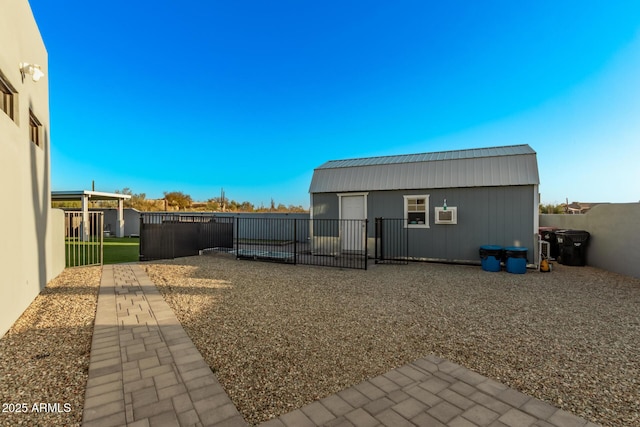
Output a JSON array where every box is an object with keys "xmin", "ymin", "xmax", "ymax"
[{"xmin": 0, "ymin": 0, "xmax": 64, "ymax": 337}]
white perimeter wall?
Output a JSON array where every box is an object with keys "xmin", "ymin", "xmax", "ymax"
[
  {"xmin": 0, "ymin": 1, "xmax": 59, "ymax": 337},
  {"xmin": 540, "ymin": 203, "xmax": 640, "ymax": 279}
]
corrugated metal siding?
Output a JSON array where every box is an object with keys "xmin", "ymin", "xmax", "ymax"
[
  {"xmin": 310, "ymin": 149, "xmax": 539, "ymax": 193},
  {"xmin": 354, "ymin": 187, "xmax": 535, "ymax": 263}
]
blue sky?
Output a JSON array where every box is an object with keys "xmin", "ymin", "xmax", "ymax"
[{"xmin": 30, "ymin": 1, "xmax": 640, "ymax": 208}]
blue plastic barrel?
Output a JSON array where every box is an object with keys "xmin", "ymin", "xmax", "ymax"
[
  {"xmin": 479, "ymin": 245, "xmax": 503, "ymax": 272},
  {"xmin": 504, "ymin": 247, "xmax": 528, "ymax": 274}
]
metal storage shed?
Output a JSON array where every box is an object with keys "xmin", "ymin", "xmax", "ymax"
[{"xmin": 309, "ymin": 144, "xmax": 540, "ymax": 265}]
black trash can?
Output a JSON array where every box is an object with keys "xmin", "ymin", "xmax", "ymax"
[
  {"xmin": 556, "ymin": 230, "xmax": 590, "ymax": 266},
  {"xmin": 539, "ymin": 227, "xmax": 559, "ymax": 260}
]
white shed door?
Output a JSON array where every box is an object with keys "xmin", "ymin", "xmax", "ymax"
[{"xmin": 340, "ymin": 195, "xmax": 366, "ymax": 252}]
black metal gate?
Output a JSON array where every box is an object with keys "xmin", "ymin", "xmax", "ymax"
[
  {"xmin": 232, "ymin": 217, "xmax": 369, "ymax": 270},
  {"xmin": 375, "ymin": 218, "xmax": 408, "ymax": 264},
  {"xmin": 139, "ymin": 213, "xmax": 233, "ymax": 261}
]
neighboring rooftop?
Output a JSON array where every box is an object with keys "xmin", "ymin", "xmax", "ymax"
[
  {"xmin": 310, "ymin": 144, "xmax": 539, "ymax": 193},
  {"xmin": 564, "ymin": 201, "xmax": 610, "ymax": 214}
]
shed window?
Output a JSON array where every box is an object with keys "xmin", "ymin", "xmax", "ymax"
[
  {"xmin": 404, "ymin": 195, "xmax": 429, "ymax": 228},
  {"xmin": 0, "ymin": 72, "xmax": 16, "ymax": 121}
]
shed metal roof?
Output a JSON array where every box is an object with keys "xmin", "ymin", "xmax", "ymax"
[{"xmin": 309, "ymin": 144, "xmax": 539, "ymax": 193}]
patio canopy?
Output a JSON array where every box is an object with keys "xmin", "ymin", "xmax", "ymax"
[{"xmin": 52, "ymin": 190, "xmax": 131, "ymax": 238}]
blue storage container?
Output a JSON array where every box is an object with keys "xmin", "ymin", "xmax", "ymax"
[
  {"xmin": 479, "ymin": 245, "xmax": 503, "ymax": 272},
  {"xmin": 505, "ymin": 247, "xmax": 528, "ymax": 274}
]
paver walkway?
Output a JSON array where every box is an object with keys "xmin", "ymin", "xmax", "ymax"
[
  {"xmin": 260, "ymin": 357, "xmax": 600, "ymax": 427},
  {"xmin": 82, "ymin": 264, "xmax": 245, "ymax": 427},
  {"xmin": 82, "ymin": 264, "xmax": 600, "ymax": 427}
]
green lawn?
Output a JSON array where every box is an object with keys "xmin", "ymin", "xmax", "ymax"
[
  {"xmin": 103, "ymin": 237, "xmax": 140, "ymax": 264},
  {"xmin": 65, "ymin": 239, "xmax": 101, "ymax": 267},
  {"xmin": 65, "ymin": 237, "xmax": 140, "ymax": 267}
]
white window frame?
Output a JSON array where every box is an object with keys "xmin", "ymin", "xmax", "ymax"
[{"xmin": 403, "ymin": 194, "xmax": 429, "ymax": 228}]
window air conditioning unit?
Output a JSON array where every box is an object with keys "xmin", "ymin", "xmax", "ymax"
[{"xmin": 434, "ymin": 206, "xmax": 457, "ymax": 224}]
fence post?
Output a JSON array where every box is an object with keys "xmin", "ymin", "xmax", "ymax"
[
  {"xmin": 293, "ymin": 219, "xmax": 297, "ymax": 265},
  {"xmin": 376, "ymin": 217, "xmax": 383, "ymax": 262},
  {"xmin": 171, "ymin": 217, "xmax": 175, "ymax": 260},
  {"xmin": 405, "ymin": 218, "xmax": 409, "ymax": 262},
  {"xmin": 235, "ymin": 217, "xmax": 239, "ymax": 259},
  {"xmin": 139, "ymin": 216, "xmax": 143, "ymax": 261},
  {"xmin": 364, "ymin": 219, "xmax": 368, "ymax": 270},
  {"xmin": 99, "ymin": 214, "xmax": 104, "ymax": 265}
]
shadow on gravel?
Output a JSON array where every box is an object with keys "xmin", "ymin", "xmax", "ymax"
[{"xmin": 0, "ymin": 266, "xmax": 101, "ymax": 427}]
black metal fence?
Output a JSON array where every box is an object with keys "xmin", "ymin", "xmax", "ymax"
[
  {"xmin": 139, "ymin": 214, "xmax": 369, "ymax": 269},
  {"xmin": 139, "ymin": 213, "xmax": 233, "ymax": 261},
  {"xmin": 303, "ymin": 217, "xmax": 369, "ymax": 269},
  {"xmin": 374, "ymin": 218, "xmax": 409, "ymax": 264},
  {"xmin": 231, "ymin": 217, "xmax": 369, "ymax": 270}
]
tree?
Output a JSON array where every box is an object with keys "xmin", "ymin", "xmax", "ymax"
[
  {"xmin": 238, "ymin": 201, "xmax": 254, "ymax": 212},
  {"xmin": 114, "ymin": 188, "xmax": 162, "ymax": 211},
  {"xmin": 163, "ymin": 191, "xmax": 192, "ymax": 210},
  {"xmin": 205, "ymin": 198, "xmax": 221, "ymax": 211},
  {"xmin": 52, "ymin": 200, "xmax": 81, "ymax": 208},
  {"xmin": 114, "ymin": 188, "xmax": 134, "ymax": 208},
  {"xmin": 539, "ymin": 203, "xmax": 565, "ymax": 214},
  {"xmin": 287, "ymin": 204, "xmax": 307, "ymax": 213}
]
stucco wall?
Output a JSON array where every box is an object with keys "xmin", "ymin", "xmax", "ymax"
[
  {"xmin": 539, "ymin": 213, "xmax": 588, "ymax": 230},
  {"xmin": 103, "ymin": 210, "xmax": 312, "ymax": 239},
  {"xmin": 540, "ymin": 203, "xmax": 640, "ymax": 278},
  {"xmin": 97, "ymin": 208, "xmax": 142, "ymax": 236},
  {"xmin": 50, "ymin": 209, "xmax": 66, "ymax": 277},
  {"xmin": 209, "ymin": 212, "xmax": 311, "ymax": 242},
  {"xmin": 0, "ymin": 1, "xmax": 52, "ymax": 336}
]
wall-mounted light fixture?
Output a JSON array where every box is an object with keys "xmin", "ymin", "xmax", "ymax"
[{"xmin": 20, "ymin": 63, "xmax": 45, "ymax": 82}]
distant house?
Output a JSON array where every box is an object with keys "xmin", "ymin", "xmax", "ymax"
[
  {"xmin": 309, "ymin": 144, "xmax": 540, "ymax": 265},
  {"xmin": 0, "ymin": 1, "xmax": 64, "ymax": 336},
  {"xmin": 564, "ymin": 202, "xmax": 608, "ymax": 214}
]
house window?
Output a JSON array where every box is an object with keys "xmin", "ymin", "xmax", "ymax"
[
  {"xmin": 404, "ymin": 195, "xmax": 429, "ymax": 228},
  {"xmin": 30, "ymin": 111, "xmax": 42, "ymax": 147},
  {"xmin": 0, "ymin": 72, "xmax": 16, "ymax": 121}
]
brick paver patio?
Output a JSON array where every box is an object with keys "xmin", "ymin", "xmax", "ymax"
[{"xmin": 82, "ymin": 264, "xmax": 600, "ymax": 427}]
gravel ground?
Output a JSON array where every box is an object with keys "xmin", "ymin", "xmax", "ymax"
[
  {"xmin": 145, "ymin": 255, "xmax": 640, "ymax": 427},
  {"xmin": 2, "ymin": 258, "xmax": 637, "ymax": 427},
  {"xmin": 0, "ymin": 266, "xmax": 101, "ymax": 427}
]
